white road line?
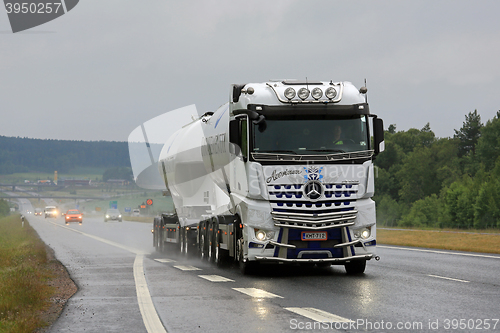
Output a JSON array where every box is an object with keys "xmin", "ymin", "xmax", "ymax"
[
  {"xmin": 378, "ymin": 245, "xmax": 500, "ymax": 259},
  {"xmin": 134, "ymin": 255, "xmax": 168, "ymax": 333},
  {"xmin": 44, "ymin": 219, "xmax": 167, "ymax": 333},
  {"xmin": 154, "ymin": 258, "xmax": 176, "ymax": 263},
  {"xmin": 198, "ymin": 275, "xmax": 235, "ymax": 282},
  {"xmin": 174, "ymin": 265, "xmax": 201, "ymax": 271},
  {"xmin": 428, "ymin": 274, "xmax": 470, "ymax": 283},
  {"xmin": 286, "ymin": 307, "xmax": 353, "ymax": 323},
  {"xmin": 232, "ymin": 288, "xmax": 283, "ymax": 298}
]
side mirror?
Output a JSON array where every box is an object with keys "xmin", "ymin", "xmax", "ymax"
[
  {"xmin": 373, "ymin": 118, "xmax": 385, "ymax": 155},
  {"xmin": 62, "ymin": 213, "xmax": 66, "ymax": 216}
]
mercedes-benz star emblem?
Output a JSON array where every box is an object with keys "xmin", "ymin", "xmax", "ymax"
[{"xmin": 303, "ymin": 180, "xmax": 323, "ymax": 201}]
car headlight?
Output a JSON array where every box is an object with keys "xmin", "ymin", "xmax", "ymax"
[
  {"xmin": 66, "ymin": 216, "xmax": 69, "ymax": 219},
  {"xmin": 105, "ymin": 215, "xmax": 110, "ymax": 218},
  {"xmin": 118, "ymin": 215, "xmax": 122, "ymax": 218}
]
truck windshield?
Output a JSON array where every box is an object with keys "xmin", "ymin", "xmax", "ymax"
[{"xmin": 252, "ymin": 115, "xmax": 369, "ymax": 154}]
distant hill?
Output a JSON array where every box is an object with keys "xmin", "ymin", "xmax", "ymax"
[{"xmin": 0, "ymin": 136, "xmax": 131, "ymax": 174}]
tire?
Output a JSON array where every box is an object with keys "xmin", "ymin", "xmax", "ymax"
[
  {"xmin": 207, "ymin": 223, "xmax": 214, "ymax": 262},
  {"xmin": 344, "ymin": 260, "xmax": 366, "ymax": 275},
  {"xmin": 200, "ymin": 225, "xmax": 207, "ymax": 261}
]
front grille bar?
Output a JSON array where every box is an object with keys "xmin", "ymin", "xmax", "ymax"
[
  {"xmin": 272, "ymin": 209, "xmax": 358, "ymax": 219},
  {"xmin": 274, "ymin": 221, "xmax": 355, "ymax": 230},
  {"xmin": 272, "ymin": 215, "xmax": 356, "ymax": 225}
]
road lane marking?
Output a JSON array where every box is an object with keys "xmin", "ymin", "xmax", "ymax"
[
  {"xmin": 43, "ymin": 219, "xmax": 167, "ymax": 333},
  {"xmin": 232, "ymin": 288, "xmax": 283, "ymax": 298},
  {"xmin": 134, "ymin": 255, "xmax": 168, "ymax": 333},
  {"xmin": 198, "ymin": 275, "xmax": 235, "ymax": 282},
  {"xmin": 378, "ymin": 245, "xmax": 500, "ymax": 259},
  {"xmin": 154, "ymin": 258, "xmax": 176, "ymax": 263},
  {"xmin": 285, "ymin": 307, "xmax": 353, "ymax": 323},
  {"xmin": 428, "ymin": 274, "xmax": 470, "ymax": 283},
  {"xmin": 174, "ymin": 265, "xmax": 201, "ymax": 271}
]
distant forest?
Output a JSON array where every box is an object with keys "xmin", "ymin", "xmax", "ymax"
[
  {"xmin": 375, "ymin": 110, "xmax": 500, "ymax": 229},
  {"xmin": 0, "ymin": 136, "xmax": 131, "ymax": 174}
]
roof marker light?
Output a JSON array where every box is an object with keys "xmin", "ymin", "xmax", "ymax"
[
  {"xmin": 325, "ymin": 87, "xmax": 337, "ymax": 99},
  {"xmin": 284, "ymin": 87, "xmax": 296, "ymax": 100},
  {"xmin": 298, "ymin": 88, "xmax": 310, "ymax": 100},
  {"xmin": 311, "ymin": 88, "xmax": 323, "ymax": 100}
]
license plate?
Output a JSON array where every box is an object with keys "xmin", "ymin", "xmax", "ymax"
[{"xmin": 301, "ymin": 231, "xmax": 327, "ymax": 241}]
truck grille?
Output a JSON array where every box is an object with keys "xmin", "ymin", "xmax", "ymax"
[{"xmin": 269, "ymin": 183, "xmax": 357, "ymax": 229}]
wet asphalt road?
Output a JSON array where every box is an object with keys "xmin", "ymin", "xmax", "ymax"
[{"xmin": 19, "ymin": 200, "xmax": 500, "ymax": 333}]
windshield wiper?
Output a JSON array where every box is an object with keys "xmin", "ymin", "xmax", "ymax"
[
  {"xmin": 307, "ymin": 149, "xmax": 346, "ymax": 153},
  {"xmin": 255, "ymin": 150, "xmax": 298, "ymax": 154}
]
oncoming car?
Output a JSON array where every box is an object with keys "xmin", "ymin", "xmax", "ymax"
[
  {"xmin": 34, "ymin": 208, "xmax": 43, "ymax": 216},
  {"xmin": 44, "ymin": 206, "xmax": 58, "ymax": 218},
  {"xmin": 63, "ymin": 209, "xmax": 83, "ymax": 225},
  {"xmin": 104, "ymin": 209, "xmax": 122, "ymax": 222}
]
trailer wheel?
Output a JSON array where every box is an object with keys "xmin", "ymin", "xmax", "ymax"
[
  {"xmin": 201, "ymin": 222, "xmax": 210, "ymax": 261},
  {"xmin": 207, "ymin": 222, "xmax": 214, "ymax": 262},
  {"xmin": 181, "ymin": 228, "xmax": 188, "ymax": 257},
  {"xmin": 213, "ymin": 220, "xmax": 228, "ymax": 267},
  {"xmin": 344, "ymin": 260, "xmax": 366, "ymax": 275}
]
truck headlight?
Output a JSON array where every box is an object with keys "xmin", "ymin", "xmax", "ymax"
[
  {"xmin": 254, "ymin": 229, "xmax": 275, "ymax": 241},
  {"xmin": 361, "ymin": 228, "xmax": 371, "ymax": 239},
  {"xmin": 353, "ymin": 227, "xmax": 371, "ymax": 239}
]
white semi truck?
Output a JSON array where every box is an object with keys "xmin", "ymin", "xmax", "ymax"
[{"xmin": 135, "ymin": 80, "xmax": 385, "ymax": 274}]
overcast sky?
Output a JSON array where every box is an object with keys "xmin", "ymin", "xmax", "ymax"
[{"xmin": 1, "ymin": 1, "xmax": 499, "ymax": 142}]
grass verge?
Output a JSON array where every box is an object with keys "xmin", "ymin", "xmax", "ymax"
[
  {"xmin": 0, "ymin": 215, "xmax": 76, "ymax": 333},
  {"xmin": 377, "ymin": 228, "xmax": 500, "ymax": 254}
]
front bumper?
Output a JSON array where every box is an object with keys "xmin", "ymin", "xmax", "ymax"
[{"xmin": 255, "ymin": 253, "xmax": 373, "ymax": 263}]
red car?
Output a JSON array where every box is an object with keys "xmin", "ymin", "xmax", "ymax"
[{"xmin": 63, "ymin": 209, "xmax": 83, "ymax": 225}]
